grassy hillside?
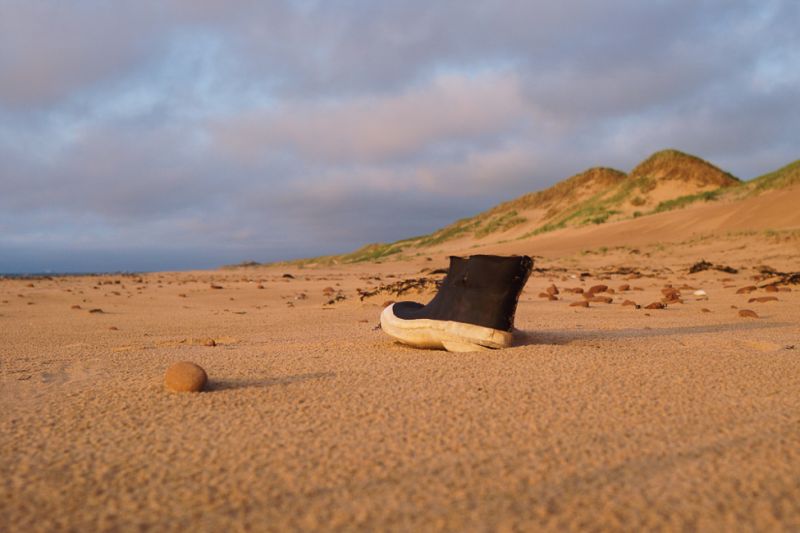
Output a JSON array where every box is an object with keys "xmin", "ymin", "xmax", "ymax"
[
  {"xmin": 273, "ymin": 150, "xmax": 796, "ymax": 266},
  {"xmin": 746, "ymin": 159, "xmax": 800, "ymax": 194}
]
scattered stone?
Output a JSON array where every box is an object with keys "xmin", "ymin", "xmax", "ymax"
[
  {"xmin": 204, "ymin": 338, "xmax": 216, "ymax": 347},
  {"xmin": 71, "ymin": 304, "xmax": 81, "ymax": 310},
  {"xmin": 322, "ymin": 286, "xmax": 335, "ymax": 296},
  {"xmin": 661, "ymin": 288, "xmax": 681, "ymax": 298},
  {"xmin": 604, "ymin": 267, "xmax": 640, "ymax": 276},
  {"xmin": 257, "ymin": 284, "xmax": 265, "ymax": 289},
  {"xmin": 738, "ymin": 309, "xmax": 759, "ymax": 318},
  {"xmin": 210, "ymin": 284, "xmax": 223, "ymax": 289},
  {"xmin": 748, "ymin": 296, "xmax": 778, "ymax": 303},
  {"xmin": 178, "ymin": 293, "xmax": 187, "ymax": 298},
  {"xmin": 109, "ymin": 326, "xmax": 118, "ymax": 331},
  {"xmin": 621, "ymin": 300, "xmax": 638, "ymax": 307},
  {"xmin": 587, "ymin": 284, "xmax": 608, "ymax": 295},
  {"xmin": 282, "ymin": 273, "xmax": 295, "ymax": 279},
  {"xmin": 701, "ymin": 308, "xmax": 711, "ymax": 313},
  {"xmin": 546, "ymin": 284, "xmax": 559, "ymax": 295},
  {"xmin": 164, "ymin": 361, "xmax": 208, "ymax": 392},
  {"xmin": 764, "ymin": 285, "xmax": 779, "ymax": 292},
  {"xmin": 617, "ymin": 284, "xmax": 630, "ymax": 292},
  {"xmin": 88, "ymin": 308, "xmax": 104, "ymax": 313},
  {"xmin": 569, "ymin": 301, "xmax": 589, "ymax": 308},
  {"xmin": 693, "ymin": 289, "xmax": 707, "ymax": 297},
  {"xmin": 736, "ymin": 286, "xmax": 757, "ymax": 294},
  {"xmin": 644, "ymin": 302, "xmax": 665, "ymax": 310}
]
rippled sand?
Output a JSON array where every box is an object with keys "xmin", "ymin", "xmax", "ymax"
[{"xmin": 2, "ymin": 236, "xmax": 800, "ymax": 531}]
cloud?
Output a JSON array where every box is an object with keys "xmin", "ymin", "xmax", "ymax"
[
  {"xmin": 0, "ymin": 1, "xmax": 166, "ymax": 108},
  {"xmin": 212, "ymin": 70, "xmax": 529, "ymax": 165}
]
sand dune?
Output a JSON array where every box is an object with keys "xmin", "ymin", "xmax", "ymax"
[{"xmin": 430, "ymin": 185, "xmax": 800, "ymax": 259}]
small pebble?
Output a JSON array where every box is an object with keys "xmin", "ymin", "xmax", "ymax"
[
  {"xmin": 569, "ymin": 301, "xmax": 589, "ymax": 308},
  {"xmin": 645, "ymin": 302, "xmax": 665, "ymax": 310},
  {"xmin": 738, "ymin": 309, "xmax": 759, "ymax": 318},
  {"xmin": 164, "ymin": 361, "xmax": 208, "ymax": 392},
  {"xmin": 748, "ymin": 296, "xmax": 778, "ymax": 303}
]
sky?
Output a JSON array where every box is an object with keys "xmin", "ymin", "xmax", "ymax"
[{"xmin": 1, "ymin": 1, "xmax": 798, "ymax": 273}]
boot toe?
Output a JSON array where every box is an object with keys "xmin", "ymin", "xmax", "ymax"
[{"xmin": 380, "ymin": 302, "xmax": 513, "ymax": 352}]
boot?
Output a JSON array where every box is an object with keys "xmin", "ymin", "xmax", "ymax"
[{"xmin": 380, "ymin": 255, "xmax": 533, "ymax": 352}]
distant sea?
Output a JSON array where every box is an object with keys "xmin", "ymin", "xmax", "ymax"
[{"xmin": 0, "ymin": 271, "xmax": 144, "ymax": 279}]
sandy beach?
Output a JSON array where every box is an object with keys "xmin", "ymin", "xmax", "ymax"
[
  {"xmin": 3, "ymin": 3, "xmax": 798, "ymax": 530},
  {"xmin": 2, "ymin": 228, "xmax": 799, "ymax": 531}
]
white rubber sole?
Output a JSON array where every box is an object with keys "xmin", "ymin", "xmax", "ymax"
[{"xmin": 380, "ymin": 304, "xmax": 514, "ymax": 352}]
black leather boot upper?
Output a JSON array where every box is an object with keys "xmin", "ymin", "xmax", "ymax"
[{"xmin": 392, "ymin": 255, "xmax": 533, "ymax": 331}]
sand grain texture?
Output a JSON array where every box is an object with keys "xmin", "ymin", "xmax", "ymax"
[{"xmin": 2, "ymin": 233, "xmax": 800, "ymax": 531}]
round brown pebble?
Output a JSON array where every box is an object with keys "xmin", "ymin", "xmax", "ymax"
[
  {"xmin": 164, "ymin": 361, "xmax": 208, "ymax": 392},
  {"xmin": 738, "ymin": 309, "xmax": 759, "ymax": 319}
]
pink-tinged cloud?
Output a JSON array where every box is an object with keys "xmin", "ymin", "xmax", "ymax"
[
  {"xmin": 212, "ymin": 71, "xmax": 529, "ymax": 164},
  {"xmin": 0, "ymin": 2, "xmax": 165, "ymax": 108}
]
